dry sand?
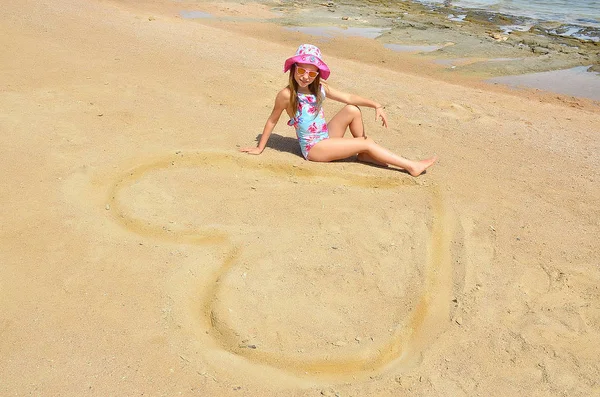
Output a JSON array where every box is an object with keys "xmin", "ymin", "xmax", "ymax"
[{"xmin": 1, "ymin": 0, "xmax": 599, "ymax": 396}]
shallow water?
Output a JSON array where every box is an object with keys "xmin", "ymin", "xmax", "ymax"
[
  {"xmin": 385, "ymin": 44, "xmax": 443, "ymax": 53},
  {"xmin": 179, "ymin": 10, "xmax": 212, "ymax": 19},
  {"xmin": 284, "ymin": 26, "xmax": 389, "ymax": 39},
  {"xmin": 447, "ymin": 13, "xmax": 467, "ymax": 22},
  {"xmin": 486, "ymin": 66, "xmax": 600, "ymax": 101},
  {"xmin": 416, "ymin": 0, "xmax": 600, "ymax": 28},
  {"xmin": 434, "ymin": 57, "xmax": 523, "ymax": 67}
]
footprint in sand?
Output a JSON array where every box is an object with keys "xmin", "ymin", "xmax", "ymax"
[
  {"xmin": 105, "ymin": 151, "xmax": 458, "ymax": 380},
  {"xmin": 438, "ymin": 102, "xmax": 479, "ymax": 122},
  {"xmin": 403, "ymin": 102, "xmax": 494, "ymax": 126}
]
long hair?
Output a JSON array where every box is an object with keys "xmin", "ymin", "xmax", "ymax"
[{"xmin": 288, "ymin": 64, "xmax": 324, "ymax": 117}]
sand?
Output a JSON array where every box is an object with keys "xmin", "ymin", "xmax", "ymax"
[{"xmin": 1, "ymin": 0, "xmax": 599, "ymax": 396}]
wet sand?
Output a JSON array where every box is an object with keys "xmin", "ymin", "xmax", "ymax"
[{"xmin": 1, "ymin": 0, "xmax": 599, "ymax": 396}]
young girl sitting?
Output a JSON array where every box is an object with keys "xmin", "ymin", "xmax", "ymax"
[{"xmin": 240, "ymin": 44, "xmax": 437, "ymax": 177}]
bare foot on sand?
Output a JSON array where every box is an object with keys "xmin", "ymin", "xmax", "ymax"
[{"xmin": 408, "ymin": 156, "xmax": 438, "ymax": 176}]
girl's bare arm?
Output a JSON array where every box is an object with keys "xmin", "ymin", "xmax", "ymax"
[{"xmin": 240, "ymin": 88, "xmax": 291, "ymax": 154}]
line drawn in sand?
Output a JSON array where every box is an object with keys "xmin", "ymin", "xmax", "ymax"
[{"xmin": 106, "ymin": 151, "xmax": 456, "ymax": 381}]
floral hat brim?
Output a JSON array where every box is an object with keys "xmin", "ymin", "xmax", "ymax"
[{"xmin": 283, "ymin": 44, "xmax": 330, "ymax": 80}]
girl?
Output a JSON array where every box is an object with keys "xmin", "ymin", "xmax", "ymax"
[{"xmin": 240, "ymin": 44, "xmax": 437, "ymax": 177}]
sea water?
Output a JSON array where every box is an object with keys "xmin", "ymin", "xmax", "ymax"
[
  {"xmin": 417, "ymin": 0, "xmax": 600, "ymax": 26},
  {"xmin": 416, "ymin": 0, "xmax": 600, "ymax": 41},
  {"xmin": 487, "ymin": 66, "xmax": 600, "ymax": 101}
]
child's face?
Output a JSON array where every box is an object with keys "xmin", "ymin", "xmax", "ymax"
[{"xmin": 294, "ymin": 63, "xmax": 319, "ymax": 88}]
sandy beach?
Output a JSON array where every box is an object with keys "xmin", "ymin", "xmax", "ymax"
[{"xmin": 1, "ymin": 0, "xmax": 599, "ymax": 395}]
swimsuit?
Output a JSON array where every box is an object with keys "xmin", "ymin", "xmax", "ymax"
[{"xmin": 287, "ymin": 85, "xmax": 329, "ymax": 159}]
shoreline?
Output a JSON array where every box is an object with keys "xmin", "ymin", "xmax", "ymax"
[
  {"xmin": 410, "ymin": 0, "xmax": 600, "ymax": 40},
  {"xmin": 161, "ymin": 0, "xmax": 600, "ymax": 105}
]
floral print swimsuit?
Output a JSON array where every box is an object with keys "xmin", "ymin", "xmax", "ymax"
[{"xmin": 287, "ymin": 86, "xmax": 329, "ymax": 159}]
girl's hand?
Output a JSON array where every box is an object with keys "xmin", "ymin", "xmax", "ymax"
[
  {"xmin": 240, "ymin": 147, "xmax": 263, "ymax": 155},
  {"xmin": 376, "ymin": 107, "xmax": 388, "ymax": 128}
]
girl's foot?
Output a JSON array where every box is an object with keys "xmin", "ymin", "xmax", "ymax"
[{"xmin": 408, "ymin": 156, "xmax": 438, "ymax": 177}]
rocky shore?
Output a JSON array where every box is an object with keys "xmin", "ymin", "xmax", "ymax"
[{"xmin": 266, "ymin": 0, "xmax": 600, "ymax": 76}]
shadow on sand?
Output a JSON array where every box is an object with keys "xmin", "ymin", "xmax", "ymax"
[{"xmin": 251, "ymin": 133, "xmax": 410, "ymax": 172}]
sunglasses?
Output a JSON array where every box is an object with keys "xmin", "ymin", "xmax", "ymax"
[{"xmin": 295, "ymin": 66, "xmax": 319, "ymax": 78}]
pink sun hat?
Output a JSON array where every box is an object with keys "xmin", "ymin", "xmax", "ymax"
[{"xmin": 283, "ymin": 44, "xmax": 331, "ymax": 80}]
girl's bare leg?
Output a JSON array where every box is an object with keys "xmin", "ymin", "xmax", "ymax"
[
  {"xmin": 328, "ymin": 104, "xmax": 365, "ymax": 138},
  {"xmin": 307, "ymin": 137, "xmax": 437, "ymax": 177},
  {"xmin": 327, "ymin": 105, "xmax": 386, "ymax": 166}
]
